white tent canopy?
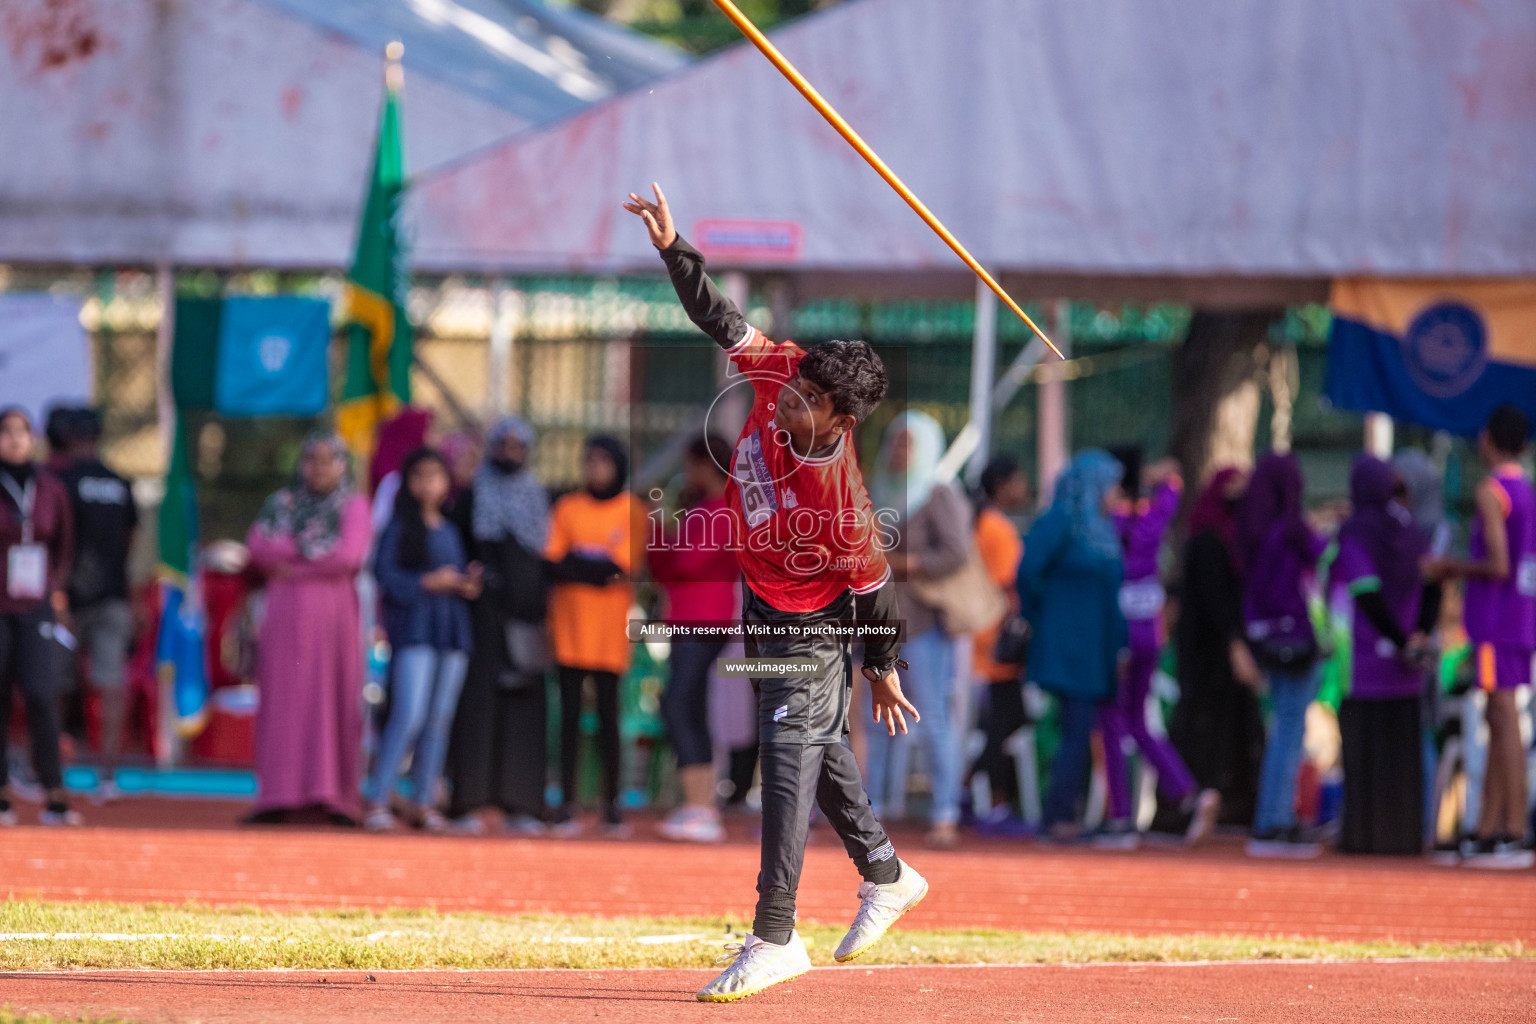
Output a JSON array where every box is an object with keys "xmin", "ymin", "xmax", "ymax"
[
  {"xmin": 0, "ymin": 0, "xmax": 684, "ymax": 268},
  {"xmin": 410, "ymin": 0, "xmax": 1536, "ymax": 295}
]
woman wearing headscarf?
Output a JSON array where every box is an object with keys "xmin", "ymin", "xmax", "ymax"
[
  {"xmin": 445, "ymin": 416, "xmax": 552, "ymax": 835},
  {"xmin": 1017, "ymin": 449, "xmax": 1126, "ymax": 839},
  {"xmin": 862, "ymin": 411, "xmax": 974, "ymax": 848},
  {"xmin": 1167, "ymin": 467, "xmax": 1265, "ymax": 829},
  {"xmin": 1331, "ymin": 454, "xmax": 1436, "ymax": 855},
  {"xmin": 1239, "ymin": 452, "xmax": 1327, "ymax": 857},
  {"xmin": 546, "ymin": 434, "xmax": 645, "ymax": 836},
  {"xmin": 0, "ymin": 407, "xmax": 79, "ymax": 827},
  {"xmin": 245, "ymin": 432, "xmax": 372, "ymax": 824}
]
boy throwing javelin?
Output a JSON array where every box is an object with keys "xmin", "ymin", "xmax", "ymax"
[{"xmin": 624, "ymin": 184, "xmax": 929, "ymax": 1002}]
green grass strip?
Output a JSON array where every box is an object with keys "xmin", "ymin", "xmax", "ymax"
[{"xmin": 0, "ymin": 900, "xmax": 1524, "ymax": 972}]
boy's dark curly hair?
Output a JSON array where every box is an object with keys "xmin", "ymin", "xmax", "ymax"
[
  {"xmin": 797, "ymin": 339, "xmax": 889, "ymax": 423},
  {"xmin": 1486, "ymin": 404, "xmax": 1529, "ymax": 456}
]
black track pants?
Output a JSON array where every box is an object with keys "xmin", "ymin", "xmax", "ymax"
[{"xmin": 744, "ymin": 587, "xmax": 897, "ymax": 944}]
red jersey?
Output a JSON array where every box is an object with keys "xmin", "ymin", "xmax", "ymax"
[{"xmin": 722, "ymin": 327, "xmax": 891, "ymax": 613}]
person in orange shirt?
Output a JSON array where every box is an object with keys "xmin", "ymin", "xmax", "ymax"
[
  {"xmin": 546, "ymin": 435, "xmax": 644, "ymax": 836},
  {"xmin": 966, "ymin": 455, "xmax": 1030, "ymax": 824}
]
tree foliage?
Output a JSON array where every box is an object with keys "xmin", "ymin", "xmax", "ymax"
[{"xmin": 571, "ymin": 0, "xmax": 848, "ymax": 54}]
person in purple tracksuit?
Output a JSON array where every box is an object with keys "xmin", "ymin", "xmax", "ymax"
[
  {"xmin": 1332, "ymin": 454, "xmax": 1438, "ymax": 856},
  {"xmin": 1095, "ymin": 454, "xmax": 1219, "ymax": 848},
  {"xmin": 1426, "ymin": 405, "xmax": 1536, "ymax": 868}
]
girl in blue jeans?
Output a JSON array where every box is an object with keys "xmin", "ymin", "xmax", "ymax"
[
  {"xmin": 367, "ymin": 448, "xmax": 481, "ymax": 832},
  {"xmin": 1238, "ymin": 453, "xmax": 1326, "ymax": 858}
]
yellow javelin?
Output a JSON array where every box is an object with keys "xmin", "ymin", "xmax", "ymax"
[{"xmin": 707, "ymin": 0, "xmax": 1062, "ymax": 360}]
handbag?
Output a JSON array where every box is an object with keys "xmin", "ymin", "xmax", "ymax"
[
  {"xmin": 1246, "ymin": 617, "xmax": 1318, "ymax": 672},
  {"xmin": 499, "ymin": 620, "xmax": 550, "ymax": 689},
  {"xmin": 907, "ymin": 542, "xmax": 1008, "ymax": 636},
  {"xmin": 992, "ymin": 614, "xmax": 1032, "ymax": 666}
]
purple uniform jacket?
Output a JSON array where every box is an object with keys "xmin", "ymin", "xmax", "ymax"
[
  {"xmin": 1465, "ymin": 465, "xmax": 1536, "ymax": 650},
  {"xmin": 1114, "ymin": 478, "xmax": 1181, "ymax": 651},
  {"xmin": 1333, "ymin": 534, "xmax": 1423, "ymax": 699}
]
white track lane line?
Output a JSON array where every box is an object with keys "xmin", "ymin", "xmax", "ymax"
[
  {"xmin": 0, "ymin": 932, "xmax": 715, "ymax": 945},
  {"xmin": 1, "ymin": 956, "xmax": 1522, "ymax": 976}
]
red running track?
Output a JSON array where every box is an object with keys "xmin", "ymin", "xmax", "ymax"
[
  {"xmin": 2, "ymin": 801, "xmax": 1535, "ymax": 943},
  {"xmin": 5, "ymin": 961, "xmax": 1535, "ymax": 1024}
]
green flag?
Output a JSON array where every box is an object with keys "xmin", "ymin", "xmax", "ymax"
[
  {"xmin": 155, "ymin": 416, "xmax": 209, "ymax": 737},
  {"xmin": 156, "ymin": 420, "xmax": 197, "ymax": 583},
  {"xmin": 338, "ymin": 52, "xmax": 411, "ymax": 458}
]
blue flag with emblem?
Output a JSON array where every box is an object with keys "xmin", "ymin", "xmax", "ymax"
[
  {"xmin": 1325, "ymin": 279, "xmax": 1536, "ymax": 436},
  {"xmin": 213, "ymin": 296, "xmax": 331, "ymax": 417}
]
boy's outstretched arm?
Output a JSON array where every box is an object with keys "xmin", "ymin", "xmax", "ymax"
[{"xmin": 624, "ymin": 184, "xmax": 753, "ymax": 351}]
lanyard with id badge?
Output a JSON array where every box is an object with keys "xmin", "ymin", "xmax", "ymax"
[{"xmin": 3, "ymin": 475, "xmax": 48, "ymax": 601}]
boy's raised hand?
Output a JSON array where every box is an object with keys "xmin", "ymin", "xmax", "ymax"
[
  {"xmin": 623, "ymin": 183, "xmax": 677, "ymax": 250},
  {"xmin": 863, "ymin": 666, "xmax": 920, "ymax": 737}
]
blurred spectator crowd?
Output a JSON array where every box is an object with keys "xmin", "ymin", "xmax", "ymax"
[{"xmin": 2, "ymin": 400, "xmax": 1534, "ymax": 871}]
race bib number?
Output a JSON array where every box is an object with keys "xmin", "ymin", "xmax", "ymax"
[
  {"xmin": 1517, "ymin": 555, "xmax": 1536, "ymax": 598},
  {"xmin": 1118, "ymin": 581, "xmax": 1166, "ymax": 621},
  {"xmin": 7, "ymin": 543, "xmax": 47, "ymax": 600}
]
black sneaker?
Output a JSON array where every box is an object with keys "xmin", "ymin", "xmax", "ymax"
[
  {"xmin": 0, "ymin": 798, "xmax": 15, "ymax": 828},
  {"xmin": 1246, "ymin": 826, "xmax": 1322, "ymax": 860}
]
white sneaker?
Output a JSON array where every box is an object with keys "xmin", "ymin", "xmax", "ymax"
[
  {"xmin": 834, "ymin": 858, "xmax": 929, "ymax": 963},
  {"xmin": 550, "ymin": 817, "xmax": 584, "ymax": 839},
  {"xmin": 659, "ymin": 806, "xmax": 724, "ymax": 843},
  {"xmin": 503, "ymin": 814, "xmax": 546, "ymax": 837},
  {"xmin": 363, "ymin": 806, "xmax": 396, "ymax": 833},
  {"xmin": 92, "ymin": 780, "xmax": 123, "ymax": 806},
  {"xmin": 1464, "ymin": 841, "xmax": 1536, "ymax": 870},
  {"xmin": 447, "ymin": 814, "xmax": 488, "ymax": 837},
  {"xmin": 1184, "ymin": 788, "xmax": 1221, "ymax": 847},
  {"xmin": 696, "ymin": 932, "xmax": 812, "ymax": 1003},
  {"xmin": 1091, "ymin": 826, "xmax": 1141, "ymax": 851}
]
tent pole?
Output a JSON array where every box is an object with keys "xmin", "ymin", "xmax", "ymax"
[
  {"xmin": 1364, "ymin": 411, "xmax": 1393, "ymax": 458},
  {"xmin": 933, "ymin": 336, "xmax": 1047, "ymax": 485},
  {"xmin": 1036, "ymin": 300, "xmax": 1072, "ymax": 507},
  {"xmin": 154, "ymin": 261, "xmax": 180, "ymax": 769},
  {"xmin": 155, "ymin": 263, "xmax": 176, "ymax": 472},
  {"xmin": 964, "ymin": 278, "xmax": 998, "ymax": 486},
  {"xmin": 488, "ymin": 281, "xmax": 517, "ymax": 417}
]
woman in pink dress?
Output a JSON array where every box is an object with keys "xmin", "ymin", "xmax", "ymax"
[{"xmin": 245, "ymin": 432, "xmax": 372, "ymax": 825}]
